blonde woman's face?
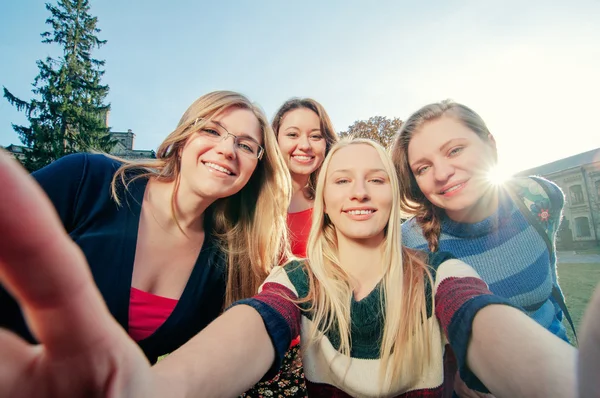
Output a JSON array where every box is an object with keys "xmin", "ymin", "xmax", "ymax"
[
  {"xmin": 323, "ymin": 144, "xmax": 393, "ymax": 245},
  {"xmin": 179, "ymin": 107, "xmax": 262, "ymax": 200},
  {"xmin": 277, "ymin": 108, "xmax": 327, "ymax": 178}
]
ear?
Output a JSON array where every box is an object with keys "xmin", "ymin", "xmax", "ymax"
[{"xmin": 487, "ymin": 133, "xmax": 497, "ymax": 149}]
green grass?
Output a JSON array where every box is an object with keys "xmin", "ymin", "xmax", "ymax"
[{"xmin": 558, "ymin": 262, "xmax": 600, "ymax": 344}]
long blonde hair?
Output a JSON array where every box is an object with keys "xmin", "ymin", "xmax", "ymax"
[
  {"xmin": 391, "ymin": 99, "xmax": 497, "ymax": 251},
  {"xmin": 303, "ymin": 138, "xmax": 434, "ymax": 390},
  {"xmin": 110, "ymin": 91, "xmax": 292, "ymax": 306},
  {"xmin": 272, "ymin": 97, "xmax": 339, "ymax": 200}
]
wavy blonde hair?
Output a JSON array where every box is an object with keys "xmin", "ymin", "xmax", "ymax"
[
  {"xmin": 391, "ymin": 99, "xmax": 497, "ymax": 251},
  {"xmin": 110, "ymin": 91, "xmax": 291, "ymax": 306},
  {"xmin": 303, "ymin": 138, "xmax": 434, "ymax": 391},
  {"xmin": 272, "ymin": 97, "xmax": 339, "ymax": 200}
]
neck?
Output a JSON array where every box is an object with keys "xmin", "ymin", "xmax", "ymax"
[
  {"xmin": 146, "ymin": 178, "xmax": 214, "ymax": 233},
  {"xmin": 288, "ymin": 173, "xmax": 313, "ymax": 213},
  {"xmin": 291, "ymin": 172, "xmax": 310, "ymax": 196},
  {"xmin": 336, "ymin": 233, "xmax": 385, "ymax": 300},
  {"xmin": 445, "ymin": 185, "xmax": 499, "ymax": 224}
]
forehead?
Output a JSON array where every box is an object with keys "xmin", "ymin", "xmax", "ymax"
[
  {"xmin": 280, "ymin": 107, "xmax": 320, "ymax": 128},
  {"xmin": 212, "ymin": 107, "xmax": 262, "ymax": 142},
  {"xmin": 328, "ymin": 144, "xmax": 385, "ymax": 172},
  {"xmin": 408, "ymin": 116, "xmax": 478, "ymax": 157}
]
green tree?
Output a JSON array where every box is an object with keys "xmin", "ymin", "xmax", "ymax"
[
  {"xmin": 3, "ymin": 0, "xmax": 115, "ymax": 171},
  {"xmin": 339, "ymin": 116, "xmax": 403, "ymax": 149}
]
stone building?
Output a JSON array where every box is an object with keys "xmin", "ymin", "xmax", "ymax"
[{"xmin": 517, "ymin": 148, "xmax": 600, "ymax": 250}]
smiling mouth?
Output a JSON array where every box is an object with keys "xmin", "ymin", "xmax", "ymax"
[
  {"xmin": 345, "ymin": 209, "xmax": 375, "ymax": 215},
  {"xmin": 292, "ymin": 155, "xmax": 314, "ymax": 162},
  {"xmin": 203, "ymin": 162, "xmax": 234, "ymax": 176},
  {"xmin": 440, "ymin": 182, "xmax": 466, "ymax": 195}
]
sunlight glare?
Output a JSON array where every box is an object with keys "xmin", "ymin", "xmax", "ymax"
[{"xmin": 487, "ymin": 165, "xmax": 511, "ymax": 186}]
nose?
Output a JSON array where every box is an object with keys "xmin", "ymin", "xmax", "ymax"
[
  {"xmin": 297, "ymin": 134, "xmax": 311, "ymax": 151},
  {"xmin": 215, "ymin": 134, "xmax": 237, "ymax": 160},
  {"xmin": 351, "ymin": 180, "xmax": 369, "ymax": 202},
  {"xmin": 433, "ymin": 160, "xmax": 454, "ymax": 182}
]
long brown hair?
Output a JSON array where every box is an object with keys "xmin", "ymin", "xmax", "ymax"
[
  {"xmin": 110, "ymin": 91, "xmax": 291, "ymax": 305},
  {"xmin": 391, "ymin": 99, "xmax": 496, "ymax": 251},
  {"xmin": 271, "ymin": 98, "xmax": 338, "ymax": 200}
]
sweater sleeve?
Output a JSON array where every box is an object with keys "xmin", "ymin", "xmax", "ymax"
[
  {"xmin": 431, "ymin": 254, "xmax": 522, "ymax": 393},
  {"xmin": 31, "ymin": 153, "xmax": 88, "ymax": 232},
  {"xmin": 229, "ymin": 266, "xmax": 302, "ymax": 378}
]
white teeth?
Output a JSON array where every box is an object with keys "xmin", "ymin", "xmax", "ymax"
[
  {"xmin": 443, "ymin": 184, "xmax": 462, "ymax": 194},
  {"xmin": 205, "ymin": 162, "xmax": 232, "ymax": 175},
  {"xmin": 347, "ymin": 210, "xmax": 374, "ymax": 215},
  {"xmin": 293, "ymin": 155, "xmax": 312, "ymax": 161}
]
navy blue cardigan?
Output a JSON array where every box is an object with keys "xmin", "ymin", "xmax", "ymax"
[{"xmin": 0, "ymin": 153, "xmax": 227, "ymax": 364}]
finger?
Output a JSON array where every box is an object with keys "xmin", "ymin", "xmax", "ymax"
[
  {"xmin": 0, "ymin": 328, "xmax": 39, "ymax": 397},
  {"xmin": 0, "ymin": 152, "xmax": 118, "ymax": 357},
  {"xmin": 579, "ymin": 283, "xmax": 600, "ymax": 397}
]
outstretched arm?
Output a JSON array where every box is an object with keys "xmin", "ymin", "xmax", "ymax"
[
  {"xmin": 153, "ymin": 276, "xmax": 302, "ymax": 397},
  {"xmin": 579, "ymin": 283, "xmax": 600, "ymax": 397},
  {"xmin": 152, "ymin": 305, "xmax": 275, "ymax": 398},
  {"xmin": 435, "ymin": 258, "xmax": 576, "ymax": 398},
  {"xmin": 0, "ymin": 150, "xmax": 298, "ymax": 398},
  {"xmin": 466, "ymin": 304, "xmax": 575, "ymax": 398}
]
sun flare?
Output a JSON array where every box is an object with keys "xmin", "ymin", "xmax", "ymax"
[{"xmin": 487, "ymin": 164, "xmax": 511, "ymax": 186}]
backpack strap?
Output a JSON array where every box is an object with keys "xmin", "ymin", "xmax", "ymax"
[{"xmin": 505, "ymin": 179, "xmax": 578, "ymax": 344}]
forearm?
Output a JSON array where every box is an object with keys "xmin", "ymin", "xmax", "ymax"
[
  {"xmin": 151, "ymin": 305, "xmax": 275, "ymax": 398},
  {"xmin": 467, "ymin": 304, "xmax": 576, "ymax": 398},
  {"xmin": 579, "ymin": 284, "xmax": 600, "ymax": 397}
]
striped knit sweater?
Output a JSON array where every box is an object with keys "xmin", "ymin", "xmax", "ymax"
[
  {"xmin": 233, "ymin": 252, "xmax": 517, "ymax": 397},
  {"xmin": 402, "ymin": 176, "xmax": 568, "ymax": 341}
]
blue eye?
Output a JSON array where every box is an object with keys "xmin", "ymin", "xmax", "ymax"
[
  {"xmin": 202, "ymin": 128, "xmax": 221, "ymax": 137},
  {"xmin": 237, "ymin": 142, "xmax": 254, "ymax": 154},
  {"xmin": 449, "ymin": 147, "xmax": 464, "ymax": 156},
  {"xmin": 416, "ymin": 166, "xmax": 429, "ymax": 176}
]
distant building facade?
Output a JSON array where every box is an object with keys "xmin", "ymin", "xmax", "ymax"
[
  {"xmin": 2, "ymin": 128, "xmax": 155, "ymax": 162},
  {"xmin": 107, "ymin": 129, "xmax": 156, "ymax": 159},
  {"xmin": 517, "ymin": 148, "xmax": 600, "ymax": 250}
]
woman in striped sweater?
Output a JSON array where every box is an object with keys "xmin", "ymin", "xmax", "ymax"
[{"xmin": 392, "ymin": 100, "xmax": 571, "ymax": 396}]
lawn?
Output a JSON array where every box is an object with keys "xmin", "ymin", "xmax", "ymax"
[{"xmin": 558, "ymin": 262, "xmax": 600, "ymax": 344}]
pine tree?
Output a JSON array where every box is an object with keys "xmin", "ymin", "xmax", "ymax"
[{"xmin": 3, "ymin": 0, "xmax": 116, "ymax": 171}]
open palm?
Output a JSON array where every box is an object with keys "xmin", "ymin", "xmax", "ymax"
[{"xmin": 0, "ymin": 151, "xmax": 154, "ymax": 397}]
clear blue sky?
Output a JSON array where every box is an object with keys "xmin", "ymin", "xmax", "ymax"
[{"xmin": 1, "ymin": 0, "xmax": 599, "ymax": 174}]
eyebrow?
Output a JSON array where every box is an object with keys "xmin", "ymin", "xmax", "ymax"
[
  {"xmin": 210, "ymin": 120, "xmax": 261, "ymax": 144},
  {"xmin": 409, "ymin": 138, "xmax": 468, "ymax": 169},
  {"xmin": 284, "ymin": 126, "xmax": 322, "ymax": 133},
  {"xmin": 330, "ymin": 168, "xmax": 388, "ymax": 175}
]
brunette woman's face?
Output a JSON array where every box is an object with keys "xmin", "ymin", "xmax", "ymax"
[
  {"xmin": 407, "ymin": 116, "xmax": 496, "ymax": 222},
  {"xmin": 277, "ymin": 108, "xmax": 327, "ymax": 178}
]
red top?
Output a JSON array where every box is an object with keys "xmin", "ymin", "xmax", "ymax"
[
  {"xmin": 287, "ymin": 208, "xmax": 313, "ymax": 258},
  {"xmin": 128, "ymin": 287, "xmax": 178, "ymax": 342}
]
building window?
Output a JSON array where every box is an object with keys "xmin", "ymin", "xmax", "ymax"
[
  {"xmin": 570, "ymin": 185, "xmax": 584, "ymax": 205},
  {"xmin": 575, "ymin": 217, "xmax": 591, "ymax": 237}
]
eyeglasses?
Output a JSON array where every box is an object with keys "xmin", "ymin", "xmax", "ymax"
[{"xmin": 194, "ymin": 119, "xmax": 264, "ymax": 159}]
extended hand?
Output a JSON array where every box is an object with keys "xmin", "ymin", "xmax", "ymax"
[{"xmin": 0, "ymin": 151, "xmax": 154, "ymax": 397}]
